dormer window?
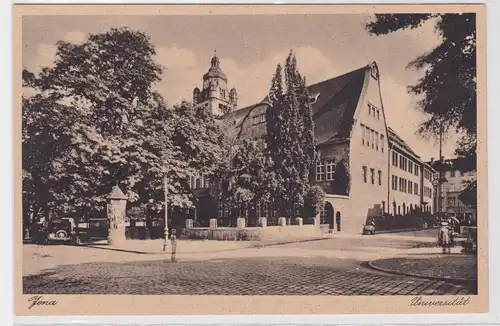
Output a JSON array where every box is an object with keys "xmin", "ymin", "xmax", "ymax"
[{"xmin": 308, "ymin": 92, "xmax": 320, "ymax": 105}]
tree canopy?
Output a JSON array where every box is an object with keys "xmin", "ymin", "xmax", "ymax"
[
  {"xmin": 265, "ymin": 51, "xmax": 317, "ymax": 216},
  {"xmin": 22, "ymin": 27, "xmax": 225, "ymax": 222},
  {"xmin": 366, "ymin": 14, "xmax": 477, "ymax": 172}
]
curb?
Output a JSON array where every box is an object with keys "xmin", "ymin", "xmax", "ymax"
[
  {"xmin": 251, "ymin": 236, "xmax": 332, "ymax": 248},
  {"xmin": 366, "ymin": 259, "xmax": 476, "ymax": 283},
  {"xmin": 79, "ymin": 236, "xmax": 332, "ymax": 254}
]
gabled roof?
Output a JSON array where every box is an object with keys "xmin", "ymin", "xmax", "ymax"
[
  {"xmin": 222, "ymin": 64, "xmax": 370, "ymax": 145},
  {"xmin": 387, "ymin": 126, "xmax": 421, "ymax": 161},
  {"xmin": 310, "ymin": 66, "xmax": 368, "ymax": 143}
]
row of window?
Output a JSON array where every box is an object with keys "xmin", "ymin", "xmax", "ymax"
[
  {"xmin": 368, "ymin": 103, "xmax": 380, "ymax": 120},
  {"xmin": 361, "ymin": 124, "xmax": 385, "ymax": 152},
  {"xmin": 316, "ymin": 159, "xmax": 336, "ymax": 181},
  {"xmin": 423, "ymin": 169, "xmax": 433, "ymax": 181},
  {"xmin": 391, "ymin": 175, "xmax": 419, "ymax": 195},
  {"xmin": 189, "ymin": 174, "xmax": 210, "ymax": 189},
  {"xmin": 391, "ymin": 151, "xmax": 420, "ymax": 177},
  {"xmin": 423, "ymin": 186, "xmax": 433, "ymax": 198},
  {"xmin": 251, "ymin": 113, "xmax": 266, "ymax": 126},
  {"xmin": 362, "ymin": 166, "xmax": 382, "ymax": 185}
]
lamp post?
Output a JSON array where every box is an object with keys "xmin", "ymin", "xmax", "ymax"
[{"xmin": 163, "ymin": 169, "xmax": 169, "ymax": 251}]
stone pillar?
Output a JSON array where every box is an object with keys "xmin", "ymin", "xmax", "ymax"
[
  {"xmin": 259, "ymin": 217, "xmax": 267, "ymax": 228},
  {"xmin": 314, "ymin": 212, "xmax": 321, "ymax": 228},
  {"xmin": 209, "ymin": 218, "xmax": 218, "ymax": 230},
  {"xmin": 107, "ymin": 185, "xmax": 128, "ymax": 247},
  {"xmin": 295, "ymin": 217, "xmax": 303, "ymax": 226},
  {"xmin": 236, "ymin": 217, "xmax": 246, "ymax": 230},
  {"xmin": 185, "ymin": 219, "xmax": 194, "ymax": 229},
  {"xmin": 278, "ymin": 217, "xmax": 287, "ymax": 226}
]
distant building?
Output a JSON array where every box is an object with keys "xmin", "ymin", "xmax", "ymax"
[
  {"xmin": 189, "ymin": 56, "xmax": 437, "ymax": 233},
  {"xmin": 427, "ymin": 158, "xmax": 477, "ymax": 222}
]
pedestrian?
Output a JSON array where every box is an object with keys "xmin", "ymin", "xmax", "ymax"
[
  {"xmin": 170, "ymin": 229, "xmax": 177, "ymax": 262},
  {"xmin": 438, "ymin": 220, "xmax": 452, "ymax": 254}
]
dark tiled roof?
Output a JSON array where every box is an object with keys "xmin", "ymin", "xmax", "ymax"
[
  {"xmin": 223, "ymin": 65, "xmax": 370, "ymax": 145},
  {"xmin": 310, "ymin": 66, "xmax": 368, "ymax": 143}
]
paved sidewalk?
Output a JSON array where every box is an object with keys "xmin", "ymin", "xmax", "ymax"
[{"xmin": 369, "ymin": 252, "xmax": 477, "ymax": 282}]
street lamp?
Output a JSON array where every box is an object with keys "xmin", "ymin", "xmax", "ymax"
[
  {"xmin": 432, "ymin": 175, "xmax": 440, "ymax": 213},
  {"xmin": 162, "ymin": 168, "xmax": 169, "ymax": 251}
]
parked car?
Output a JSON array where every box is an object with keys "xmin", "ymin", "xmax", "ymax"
[
  {"xmin": 31, "ymin": 218, "xmax": 76, "ymax": 244},
  {"xmin": 73, "ymin": 218, "xmax": 109, "ymax": 244},
  {"xmin": 362, "ymin": 221, "xmax": 376, "ymax": 235}
]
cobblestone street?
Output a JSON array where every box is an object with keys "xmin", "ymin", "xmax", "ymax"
[
  {"xmin": 23, "ymin": 255, "xmax": 475, "ymax": 296},
  {"xmin": 22, "ymin": 231, "xmax": 477, "ymax": 296}
]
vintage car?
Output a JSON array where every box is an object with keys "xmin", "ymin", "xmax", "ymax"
[
  {"xmin": 73, "ymin": 218, "xmax": 109, "ymax": 244},
  {"xmin": 31, "ymin": 217, "xmax": 110, "ymax": 245},
  {"xmin": 362, "ymin": 221, "xmax": 376, "ymax": 235},
  {"xmin": 31, "ymin": 218, "xmax": 76, "ymax": 244}
]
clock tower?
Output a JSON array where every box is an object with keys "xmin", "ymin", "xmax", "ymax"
[{"xmin": 193, "ymin": 50, "xmax": 238, "ymax": 116}]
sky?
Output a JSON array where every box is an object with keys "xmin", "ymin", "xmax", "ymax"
[{"xmin": 22, "ymin": 14, "xmax": 461, "ymax": 161}]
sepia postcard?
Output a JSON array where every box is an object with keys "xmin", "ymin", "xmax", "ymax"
[{"xmin": 14, "ymin": 3, "xmax": 487, "ymax": 316}]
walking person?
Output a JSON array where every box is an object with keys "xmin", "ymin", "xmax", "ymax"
[{"xmin": 438, "ymin": 220, "xmax": 452, "ymax": 254}]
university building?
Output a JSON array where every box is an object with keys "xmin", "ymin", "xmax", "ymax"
[{"xmin": 189, "ymin": 52, "xmax": 436, "ymax": 234}]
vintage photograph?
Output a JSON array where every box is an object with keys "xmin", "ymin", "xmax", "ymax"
[{"xmin": 15, "ymin": 4, "xmax": 486, "ymax": 315}]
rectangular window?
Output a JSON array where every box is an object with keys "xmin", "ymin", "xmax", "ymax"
[
  {"xmin": 256, "ymin": 202, "xmax": 261, "ymax": 218},
  {"xmin": 376, "ymin": 109, "xmax": 380, "ymax": 120},
  {"xmin": 381, "ymin": 135, "xmax": 385, "ymax": 153},
  {"xmin": 393, "ymin": 175, "xmax": 398, "ymax": 190},
  {"xmin": 378, "ymin": 170, "xmax": 382, "ymax": 186},
  {"xmin": 392, "ymin": 152, "xmax": 398, "ymax": 166},
  {"xmin": 325, "ymin": 159, "xmax": 335, "ymax": 181},
  {"xmin": 408, "ymin": 181, "xmax": 413, "ymax": 194},
  {"xmin": 399, "ymin": 177, "xmax": 403, "ymax": 192},
  {"xmin": 399, "ymin": 155, "xmax": 403, "ymax": 169},
  {"xmin": 415, "ymin": 167, "xmax": 419, "ymax": 177},
  {"xmin": 371, "ymin": 130, "xmax": 375, "ymax": 149},
  {"xmin": 252, "ymin": 114, "xmax": 265, "ymax": 126},
  {"xmin": 408, "ymin": 162, "xmax": 413, "ymax": 174},
  {"xmin": 375, "ymin": 131, "xmax": 379, "ymax": 150},
  {"xmin": 370, "ymin": 168, "xmax": 375, "ymax": 184},
  {"xmin": 366, "ymin": 127, "xmax": 370, "ymax": 147},
  {"xmin": 414, "ymin": 183, "xmax": 419, "ymax": 195},
  {"xmin": 363, "ymin": 166, "xmax": 367, "ymax": 183},
  {"xmin": 316, "ymin": 161, "xmax": 324, "ymax": 181},
  {"xmin": 361, "ymin": 124, "xmax": 366, "ymax": 145}
]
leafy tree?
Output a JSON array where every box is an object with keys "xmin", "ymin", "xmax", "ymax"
[
  {"xmin": 302, "ymin": 185, "xmax": 326, "ymax": 219},
  {"xmin": 22, "ymin": 27, "xmax": 226, "ymax": 228},
  {"xmin": 366, "ymin": 13, "xmax": 477, "ymax": 210},
  {"xmin": 330, "ymin": 160, "xmax": 350, "ymax": 196},
  {"xmin": 265, "ymin": 51, "xmax": 317, "ymax": 217}
]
